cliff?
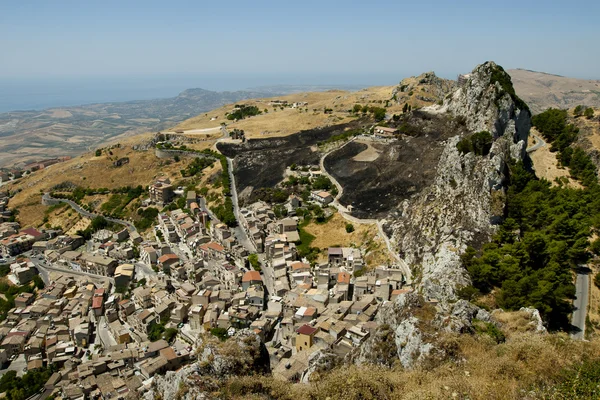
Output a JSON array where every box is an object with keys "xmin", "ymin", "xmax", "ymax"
[{"xmin": 388, "ymin": 61, "xmax": 531, "ymax": 305}]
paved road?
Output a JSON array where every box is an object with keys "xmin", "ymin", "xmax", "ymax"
[
  {"xmin": 227, "ymin": 157, "xmax": 256, "ymax": 253},
  {"xmin": 167, "ymin": 126, "xmax": 221, "ymax": 135},
  {"xmin": 35, "ymin": 261, "xmax": 114, "ymax": 285},
  {"xmin": 319, "ymin": 142, "xmax": 412, "ymax": 281},
  {"xmin": 42, "ymin": 193, "xmax": 137, "ymax": 232},
  {"xmin": 135, "ymin": 262, "xmax": 157, "ymax": 280},
  {"xmin": 571, "ymin": 267, "xmax": 590, "ymax": 340},
  {"xmin": 526, "ymin": 133, "xmax": 546, "ymax": 153},
  {"xmin": 96, "ymin": 316, "xmax": 117, "ymax": 348}
]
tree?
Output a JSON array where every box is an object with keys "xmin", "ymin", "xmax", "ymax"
[
  {"xmin": 372, "ymin": 107, "xmax": 386, "ymax": 121},
  {"xmin": 345, "ymin": 223, "xmax": 355, "ymax": 233},
  {"xmin": 210, "ymin": 327, "xmax": 229, "ymax": 341},
  {"xmin": 32, "ymin": 275, "xmax": 44, "ymax": 290},
  {"xmin": 353, "ymin": 104, "xmax": 362, "ymax": 113},
  {"xmin": 573, "ymin": 105, "xmax": 584, "ymax": 117},
  {"xmin": 403, "ymin": 103, "xmax": 409, "ymax": 113},
  {"xmin": 471, "ymin": 131, "xmax": 493, "ymax": 156},
  {"xmin": 163, "ymin": 328, "xmax": 178, "ymax": 342},
  {"xmin": 584, "ymin": 107, "xmax": 595, "ymax": 120},
  {"xmin": 95, "ymin": 149, "xmax": 102, "ymax": 157},
  {"xmin": 248, "ymin": 254, "xmax": 260, "ymax": 270}
]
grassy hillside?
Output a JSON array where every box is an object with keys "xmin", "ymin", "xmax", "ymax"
[{"xmin": 509, "ymin": 69, "xmax": 600, "ymax": 114}]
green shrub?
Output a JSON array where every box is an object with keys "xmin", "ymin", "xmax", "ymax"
[
  {"xmin": 345, "ymin": 223, "xmax": 355, "ymax": 233},
  {"xmin": 457, "ymin": 131, "xmax": 493, "ymax": 156},
  {"xmin": 211, "ymin": 327, "xmax": 229, "ymax": 341},
  {"xmin": 584, "ymin": 107, "xmax": 595, "ymax": 119}
]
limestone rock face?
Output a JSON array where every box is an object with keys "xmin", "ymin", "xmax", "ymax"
[
  {"xmin": 389, "ymin": 61, "xmax": 531, "ymax": 306},
  {"xmin": 302, "ymin": 349, "xmax": 341, "ymax": 383},
  {"xmin": 144, "ymin": 330, "xmax": 269, "ymax": 400},
  {"xmin": 197, "ymin": 329, "xmax": 270, "ymax": 377},
  {"xmin": 518, "ymin": 307, "xmax": 547, "ymax": 334},
  {"xmin": 392, "ymin": 71, "xmax": 456, "ymax": 105},
  {"xmin": 353, "ymin": 293, "xmax": 438, "ymax": 369}
]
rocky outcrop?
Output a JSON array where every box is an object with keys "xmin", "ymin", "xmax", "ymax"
[
  {"xmin": 197, "ymin": 330, "xmax": 270, "ymax": 377},
  {"xmin": 302, "ymin": 349, "xmax": 341, "ymax": 383},
  {"xmin": 144, "ymin": 330, "xmax": 269, "ymax": 400},
  {"xmin": 392, "ymin": 71, "xmax": 456, "ymax": 106},
  {"xmin": 389, "ymin": 61, "xmax": 531, "ymax": 306}
]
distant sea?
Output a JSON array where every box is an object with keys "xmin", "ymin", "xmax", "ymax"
[{"xmin": 0, "ymin": 72, "xmax": 404, "ymax": 114}]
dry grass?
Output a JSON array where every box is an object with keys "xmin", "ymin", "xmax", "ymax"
[
  {"xmin": 571, "ymin": 107, "xmax": 600, "ymax": 148},
  {"xmin": 172, "ymin": 87, "xmax": 408, "ymax": 140},
  {"xmin": 5, "ymin": 133, "xmax": 197, "ymax": 228},
  {"xmin": 528, "ymin": 128, "xmax": 582, "ymax": 188},
  {"xmin": 352, "ymin": 140, "xmax": 381, "ymax": 162},
  {"xmin": 588, "ymin": 261, "xmax": 600, "ymax": 337},
  {"xmin": 303, "ymin": 213, "xmax": 391, "ymax": 267},
  {"xmin": 214, "ymin": 333, "xmax": 600, "ymax": 400}
]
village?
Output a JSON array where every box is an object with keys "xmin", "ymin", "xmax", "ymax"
[{"xmin": 0, "ymin": 142, "xmax": 412, "ymax": 399}]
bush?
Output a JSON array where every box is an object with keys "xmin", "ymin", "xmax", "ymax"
[
  {"xmin": 585, "ymin": 107, "xmax": 595, "ymax": 119},
  {"xmin": 345, "ymin": 223, "xmax": 355, "ymax": 233},
  {"xmin": 594, "ymin": 272, "xmax": 600, "ymax": 290},
  {"xmin": 95, "ymin": 149, "xmax": 102, "ymax": 157},
  {"xmin": 248, "ymin": 254, "xmax": 260, "ymax": 269},
  {"xmin": 211, "ymin": 327, "xmax": 229, "ymax": 341},
  {"xmin": 457, "ymin": 131, "xmax": 493, "ymax": 156},
  {"xmin": 227, "ymin": 105, "xmax": 260, "ymax": 120}
]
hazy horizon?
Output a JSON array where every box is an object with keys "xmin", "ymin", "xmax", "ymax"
[
  {"xmin": 1, "ymin": 1, "xmax": 599, "ymax": 112},
  {"xmin": 0, "ymin": 71, "xmax": 427, "ymax": 113}
]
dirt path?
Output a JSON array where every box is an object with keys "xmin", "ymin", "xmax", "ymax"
[{"xmin": 352, "ymin": 140, "xmax": 381, "ymax": 162}]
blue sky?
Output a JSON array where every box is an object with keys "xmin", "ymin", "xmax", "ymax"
[{"xmin": 1, "ymin": 0, "xmax": 599, "ymax": 84}]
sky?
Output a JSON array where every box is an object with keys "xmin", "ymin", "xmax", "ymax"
[{"xmin": 0, "ymin": 0, "xmax": 598, "ymax": 108}]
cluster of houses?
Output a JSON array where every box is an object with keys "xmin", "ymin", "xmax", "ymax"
[
  {"xmin": 0, "ymin": 192, "xmax": 14, "ymax": 223},
  {"xmin": 0, "ymin": 157, "xmax": 71, "ymax": 183},
  {"xmin": 0, "ymin": 271, "xmax": 192, "ymax": 399},
  {"xmin": 0, "ymin": 166, "xmax": 414, "ymax": 392}
]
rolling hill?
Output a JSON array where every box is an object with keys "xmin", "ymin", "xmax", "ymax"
[{"xmin": 509, "ymin": 68, "xmax": 600, "ymax": 114}]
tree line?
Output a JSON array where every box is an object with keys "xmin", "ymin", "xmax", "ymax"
[{"xmin": 462, "ymin": 108, "xmax": 600, "ymax": 330}]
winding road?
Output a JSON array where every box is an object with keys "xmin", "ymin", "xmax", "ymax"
[
  {"xmin": 319, "ymin": 140, "xmax": 412, "ymax": 282},
  {"xmin": 526, "ymin": 133, "xmax": 546, "ymax": 153},
  {"xmin": 42, "ymin": 193, "xmax": 137, "ymax": 232}
]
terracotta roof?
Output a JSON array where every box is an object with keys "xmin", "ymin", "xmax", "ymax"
[
  {"xmin": 20, "ymin": 228, "xmax": 43, "ymax": 238},
  {"xmin": 92, "ymin": 296, "xmax": 103, "ymax": 309},
  {"xmin": 159, "ymin": 347, "xmax": 178, "ymax": 361},
  {"xmin": 200, "ymin": 241, "xmax": 225, "ymax": 252},
  {"xmin": 328, "ymin": 247, "xmax": 343, "ymax": 255},
  {"xmin": 291, "ymin": 261, "xmax": 310, "ymax": 271},
  {"xmin": 296, "ymin": 324, "xmax": 318, "ymax": 336},
  {"xmin": 242, "ymin": 270, "xmax": 262, "ymax": 283},
  {"xmin": 158, "ymin": 253, "xmax": 179, "ymax": 264},
  {"xmin": 337, "ymin": 272, "xmax": 351, "ymax": 285}
]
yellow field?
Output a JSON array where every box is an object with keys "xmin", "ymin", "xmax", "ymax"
[
  {"xmin": 6, "ymin": 132, "xmax": 204, "ymax": 228},
  {"xmin": 528, "ymin": 128, "xmax": 582, "ymax": 188},
  {"xmin": 303, "ymin": 213, "xmax": 391, "ymax": 268},
  {"xmin": 172, "ymin": 86, "xmax": 412, "ymax": 140}
]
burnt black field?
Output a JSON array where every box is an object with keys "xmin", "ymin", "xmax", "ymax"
[
  {"xmin": 218, "ymin": 111, "xmax": 462, "ymax": 218},
  {"xmin": 217, "ymin": 122, "xmax": 360, "ymax": 193},
  {"xmin": 324, "ymin": 112, "xmax": 461, "ymax": 218}
]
